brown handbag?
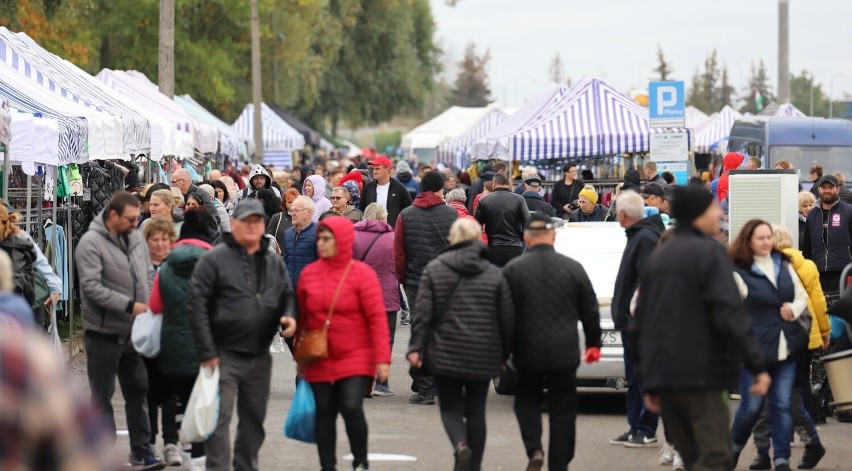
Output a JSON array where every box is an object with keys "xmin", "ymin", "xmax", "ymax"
[{"xmin": 294, "ymin": 260, "xmax": 354, "ymax": 365}]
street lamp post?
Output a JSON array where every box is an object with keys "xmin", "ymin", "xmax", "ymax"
[{"xmin": 830, "ymin": 73, "xmax": 846, "ymax": 118}]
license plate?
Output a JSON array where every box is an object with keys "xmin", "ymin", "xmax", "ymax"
[{"xmin": 601, "ymin": 331, "xmax": 619, "ymax": 346}]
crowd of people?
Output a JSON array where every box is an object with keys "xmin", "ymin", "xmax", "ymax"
[{"xmin": 1, "ymin": 149, "xmax": 852, "ymax": 471}]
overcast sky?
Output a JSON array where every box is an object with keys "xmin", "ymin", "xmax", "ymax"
[{"xmin": 430, "ymin": 0, "xmax": 852, "ymax": 109}]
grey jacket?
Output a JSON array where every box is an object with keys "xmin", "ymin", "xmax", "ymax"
[{"xmin": 76, "ymin": 210, "xmax": 152, "ymax": 341}]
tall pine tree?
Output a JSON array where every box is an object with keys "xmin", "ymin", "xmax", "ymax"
[
  {"xmin": 449, "ymin": 43, "xmax": 492, "ymax": 107},
  {"xmin": 740, "ymin": 61, "xmax": 775, "ymax": 113}
]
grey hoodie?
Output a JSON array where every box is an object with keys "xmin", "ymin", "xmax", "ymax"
[
  {"xmin": 237, "ymin": 164, "xmax": 281, "ymax": 200},
  {"xmin": 75, "ymin": 210, "xmax": 152, "ymax": 342}
]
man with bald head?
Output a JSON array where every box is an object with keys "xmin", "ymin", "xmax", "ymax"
[
  {"xmin": 209, "ymin": 169, "xmax": 222, "ymax": 182},
  {"xmin": 172, "ymin": 168, "xmax": 221, "ymax": 229}
]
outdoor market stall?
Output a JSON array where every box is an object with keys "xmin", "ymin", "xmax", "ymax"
[
  {"xmin": 693, "ymin": 105, "xmax": 743, "ymax": 154},
  {"xmin": 233, "ymin": 102, "xmax": 306, "ymax": 168},
  {"xmin": 758, "ymin": 102, "xmax": 808, "ymax": 118},
  {"xmin": 402, "ymin": 105, "xmax": 494, "ymax": 163},
  {"xmin": 175, "ymin": 94, "xmax": 250, "ymax": 162},
  {"xmin": 686, "ymin": 105, "xmax": 710, "ymax": 129},
  {"xmin": 436, "ymin": 105, "xmax": 509, "ymax": 168}
]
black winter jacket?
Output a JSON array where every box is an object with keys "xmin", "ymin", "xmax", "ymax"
[
  {"xmin": 394, "ymin": 193, "xmax": 457, "ymax": 292},
  {"xmin": 189, "ymin": 235, "xmax": 294, "ymax": 360},
  {"xmin": 803, "ymin": 199, "xmax": 852, "ymax": 273},
  {"xmin": 522, "ymin": 191, "xmax": 555, "ymax": 217},
  {"xmin": 632, "ymin": 226, "xmax": 766, "ymax": 392},
  {"xmin": 503, "ymin": 244, "xmax": 602, "ymax": 373},
  {"xmin": 475, "ymin": 188, "xmax": 530, "ymax": 247},
  {"xmin": 550, "ymin": 178, "xmax": 584, "ymax": 218},
  {"xmin": 0, "ymin": 233, "xmax": 37, "ymax": 305},
  {"xmin": 409, "ymin": 242, "xmax": 515, "ymax": 380},
  {"xmin": 360, "ymin": 178, "xmax": 412, "ymax": 229},
  {"xmin": 612, "ymin": 215, "xmax": 665, "ymax": 330}
]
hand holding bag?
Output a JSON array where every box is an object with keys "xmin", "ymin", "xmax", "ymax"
[
  {"xmin": 284, "ymin": 378, "xmax": 317, "ymax": 443},
  {"xmin": 131, "ymin": 309, "xmax": 162, "ymax": 358},
  {"xmin": 180, "ymin": 365, "xmax": 220, "ymax": 443},
  {"xmin": 293, "ymin": 261, "xmax": 354, "ymax": 365}
]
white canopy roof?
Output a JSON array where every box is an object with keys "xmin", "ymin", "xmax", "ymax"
[
  {"xmin": 401, "ymin": 106, "xmax": 492, "ymax": 151},
  {"xmin": 685, "ymin": 106, "xmax": 710, "ymax": 129},
  {"xmin": 694, "ymin": 105, "xmax": 743, "ymax": 154},
  {"xmin": 0, "ymin": 99, "xmax": 9, "ymax": 147},
  {"xmin": 175, "ymin": 94, "xmax": 249, "ymax": 160}
]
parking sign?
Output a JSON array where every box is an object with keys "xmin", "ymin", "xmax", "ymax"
[{"xmin": 649, "ymin": 81, "xmax": 685, "ymax": 128}]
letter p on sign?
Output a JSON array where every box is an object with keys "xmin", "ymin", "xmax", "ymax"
[{"xmin": 656, "ymin": 86, "xmax": 677, "ymax": 116}]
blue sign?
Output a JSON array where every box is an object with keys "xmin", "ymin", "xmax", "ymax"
[{"xmin": 649, "ymin": 81, "xmax": 685, "ymax": 128}]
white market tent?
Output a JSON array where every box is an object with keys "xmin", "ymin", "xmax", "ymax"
[
  {"xmin": 97, "ymin": 69, "xmax": 219, "ymax": 160},
  {"xmin": 685, "ymin": 106, "xmax": 710, "ymax": 129},
  {"xmin": 233, "ymin": 102, "xmax": 306, "ymax": 168},
  {"xmin": 694, "ymin": 105, "xmax": 743, "ymax": 154},
  {"xmin": 758, "ymin": 103, "xmax": 807, "ymax": 118},
  {"xmin": 0, "ymin": 28, "xmax": 153, "ymax": 159},
  {"xmin": 510, "ymin": 77, "xmax": 690, "ymax": 161},
  {"xmin": 471, "ymin": 84, "xmax": 569, "ymax": 161},
  {"xmin": 436, "ymin": 105, "xmax": 509, "ymax": 168},
  {"xmin": 175, "ymin": 94, "xmax": 249, "ymax": 161},
  {"xmin": 401, "ymin": 106, "xmax": 493, "ymax": 157},
  {"xmin": 0, "ymin": 99, "xmax": 10, "ymax": 147}
]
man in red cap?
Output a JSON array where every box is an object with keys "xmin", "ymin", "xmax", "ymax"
[{"xmin": 360, "ymin": 155, "xmax": 412, "ymax": 229}]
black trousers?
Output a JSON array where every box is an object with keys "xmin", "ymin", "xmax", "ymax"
[
  {"xmin": 386, "ymin": 311, "xmax": 397, "ymax": 349},
  {"xmin": 406, "ymin": 285, "xmax": 434, "ymax": 395},
  {"xmin": 311, "ymin": 376, "xmax": 372, "ymax": 471},
  {"xmin": 514, "ymin": 369, "xmax": 578, "ymax": 471},
  {"xmin": 435, "ymin": 376, "xmax": 490, "ymax": 471},
  {"xmin": 489, "ymin": 245, "xmax": 524, "ymax": 268},
  {"xmin": 658, "ymin": 389, "xmax": 733, "ymax": 471},
  {"xmin": 144, "ymin": 358, "xmax": 179, "ymax": 446}
]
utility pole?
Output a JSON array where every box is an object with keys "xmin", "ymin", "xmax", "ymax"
[
  {"xmin": 158, "ymin": 0, "xmax": 175, "ymax": 98},
  {"xmin": 251, "ymin": 0, "xmax": 263, "ymax": 164},
  {"xmin": 777, "ymin": 0, "xmax": 790, "ymax": 103}
]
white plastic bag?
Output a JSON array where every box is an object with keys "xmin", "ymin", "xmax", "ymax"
[
  {"xmin": 180, "ymin": 365, "xmax": 220, "ymax": 443},
  {"xmin": 131, "ymin": 310, "xmax": 162, "ymax": 358}
]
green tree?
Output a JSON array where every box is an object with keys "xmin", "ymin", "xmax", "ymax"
[
  {"xmin": 740, "ymin": 60, "xmax": 775, "ymax": 113},
  {"xmin": 718, "ymin": 67, "xmax": 735, "ymax": 109},
  {"xmin": 449, "ymin": 42, "xmax": 491, "ymax": 107},
  {"xmin": 654, "ymin": 45, "xmax": 672, "ymax": 81},
  {"xmin": 790, "ymin": 70, "xmax": 828, "ymax": 117},
  {"xmin": 549, "ymin": 53, "xmax": 566, "ymax": 85},
  {"xmin": 686, "ymin": 49, "xmax": 720, "ymax": 114}
]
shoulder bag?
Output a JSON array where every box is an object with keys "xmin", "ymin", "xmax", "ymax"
[
  {"xmin": 359, "ymin": 233, "xmax": 384, "ymax": 262},
  {"xmin": 294, "ymin": 260, "xmax": 354, "ymax": 365}
]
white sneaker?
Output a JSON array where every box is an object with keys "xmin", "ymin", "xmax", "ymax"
[
  {"xmin": 659, "ymin": 442, "xmax": 675, "ymax": 465},
  {"xmin": 188, "ymin": 456, "xmax": 206, "ymax": 471},
  {"xmin": 163, "ymin": 443, "xmax": 184, "ymax": 467},
  {"xmin": 672, "ymin": 452, "xmax": 685, "ymax": 470}
]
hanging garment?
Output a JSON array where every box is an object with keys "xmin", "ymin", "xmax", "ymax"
[
  {"xmin": 43, "ymin": 223, "xmax": 68, "ymax": 301},
  {"xmin": 56, "ymin": 165, "xmax": 71, "ymax": 199}
]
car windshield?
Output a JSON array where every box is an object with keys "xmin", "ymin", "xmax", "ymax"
[{"xmin": 769, "ymin": 146, "xmax": 852, "ymax": 183}]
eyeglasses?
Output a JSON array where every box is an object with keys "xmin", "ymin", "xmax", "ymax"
[
  {"xmin": 288, "ymin": 208, "xmax": 310, "ymax": 215},
  {"xmin": 316, "ymin": 235, "xmax": 335, "ymax": 243},
  {"xmin": 330, "ymin": 196, "xmax": 345, "ymax": 201},
  {"xmin": 121, "ymin": 215, "xmax": 140, "ymax": 224},
  {"xmin": 171, "ymin": 178, "xmax": 185, "ymax": 184}
]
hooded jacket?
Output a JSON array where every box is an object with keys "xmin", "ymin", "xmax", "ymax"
[
  {"xmin": 0, "ymin": 232, "xmax": 37, "ymax": 305},
  {"xmin": 782, "ymin": 248, "xmax": 831, "ymax": 350},
  {"xmin": 394, "ymin": 192, "xmax": 458, "ymax": 290},
  {"xmin": 189, "ymin": 234, "xmax": 294, "ymax": 360},
  {"xmin": 395, "ymin": 162, "xmax": 420, "ymax": 200},
  {"xmin": 353, "ymin": 219, "xmax": 400, "ymax": 312},
  {"xmin": 409, "ymin": 241, "xmax": 515, "ymax": 380},
  {"xmin": 304, "ymin": 175, "xmax": 331, "ymax": 222},
  {"xmin": 612, "ymin": 215, "xmax": 665, "ymax": 330},
  {"xmin": 237, "ymin": 164, "xmax": 281, "ymax": 201},
  {"xmin": 76, "ymin": 210, "xmax": 152, "ymax": 342},
  {"xmin": 716, "ymin": 152, "xmax": 744, "ymax": 202},
  {"xmin": 297, "ymin": 217, "xmax": 391, "ymax": 383},
  {"xmin": 148, "ymin": 239, "xmax": 212, "ymax": 377}
]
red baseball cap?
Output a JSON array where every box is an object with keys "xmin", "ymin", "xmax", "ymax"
[{"xmin": 370, "ymin": 156, "xmax": 392, "ymax": 168}]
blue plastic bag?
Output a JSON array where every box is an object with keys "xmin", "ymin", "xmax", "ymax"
[
  {"xmin": 284, "ymin": 379, "xmax": 316, "ymax": 443},
  {"xmin": 830, "ymin": 315, "xmax": 848, "ymax": 341}
]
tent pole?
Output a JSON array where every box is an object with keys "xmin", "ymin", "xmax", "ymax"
[
  {"xmin": 66, "ymin": 167, "xmax": 74, "ymax": 362},
  {"xmin": 25, "ymin": 174, "xmax": 32, "ymax": 234},
  {"xmin": 2, "ymin": 143, "xmax": 8, "ymax": 202},
  {"xmin": 36, "ymin": 166, "xmax": 43, "ymax": 246}
]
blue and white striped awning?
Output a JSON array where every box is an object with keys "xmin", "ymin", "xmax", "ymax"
[
  {"xmin": 694, "ymin": 105, "xmax": 742, "ymax": 154},
  {"xmin": 511, "ymin": 77, "xmax": 691, "ymax": 161},
  {"xmin": 0, "ymin": 28, "xmax": 152, "ymax": 158},
  {"xmin": 233, "ymin": 103, "xmax": 305, "ymax": 159},
  {"xmin": 472, "ymin": 84, "xmax": 569, "ymax": 161},
  {"xmin": 436, "ymin": 106, "xmax": 509, "ymax": 167}
]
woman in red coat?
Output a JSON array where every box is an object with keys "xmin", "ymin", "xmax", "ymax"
[{"xmin": 296, "ymin": 216, "xmax": 391, "ymax": 471}]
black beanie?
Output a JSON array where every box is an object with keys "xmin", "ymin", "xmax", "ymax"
[
  {"xmin": 671, "ymin": 185, "xmax": 714, "ymax": 224},
  {"xmin": 421, "ymin": 170, "xmax": 446, "ymax": 193},
  {"xmin": 179, "ymin": 207, "xmax": 217, "ymax": 244}
]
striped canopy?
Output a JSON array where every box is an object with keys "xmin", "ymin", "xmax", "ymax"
[
  {"xmin": 694, "ymin": 105, "xmax": 743, "ymax": 154},
  {"xmin": 0, "ymin": 28, "xmax": 152, "ymax": 159},
  {"xmin": 758, "ymin": 103, "xmax": 807, "ymax": 118},
  {"xmin": 511, "ymin": 78, "xmax": 690, "ymax": 161},
  {"xmin": 436, "ymin": 106, "xmax": 508, "ymax": 167},
  {"xmin": 472, "ymin": 84, "xmax": 568, "ymax": 161},
  {"xmin": 233, "ymin": 103, "xmax": 306, "ymax": 165},
  {"xmin": 175, "ymin": 94, "xmax": 249, "ymax": 161}
]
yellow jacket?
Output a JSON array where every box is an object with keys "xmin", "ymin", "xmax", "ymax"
[{"xmin": 783, "ymin": 248, "xmax": 831, "ymax": 349}]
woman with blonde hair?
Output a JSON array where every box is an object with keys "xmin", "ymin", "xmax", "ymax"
[
  {"xmin": 407, "ymin": 218, "xmax": 514, "ymax": 471},
  {"xmin": 0, "ymin": 204, "xmax": 37, "ymax": 305},
  {"xmin": 798, "ymin": 191, "xmax": 816, "ymax": 247},
  {"xmin": 142, "ymin": 189, "xmax": 184, "ymax": 234}
]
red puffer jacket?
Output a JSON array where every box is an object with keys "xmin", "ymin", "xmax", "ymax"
[{"xmin": 297, "ymin": 216, "xmax": 392, "ymax": 383}]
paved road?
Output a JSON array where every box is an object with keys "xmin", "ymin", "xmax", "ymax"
[{"xmin": 73, "ymin": 324, "xmax": 852, "ymax": 470}]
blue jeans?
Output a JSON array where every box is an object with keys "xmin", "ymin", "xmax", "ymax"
[
  {"xmin": 622, "ymin": 331, "xmax": 658, "ymax": 435},
  {"xmin": 731, "ymin": 359, "xmax": 797, "ymax": 465}
]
